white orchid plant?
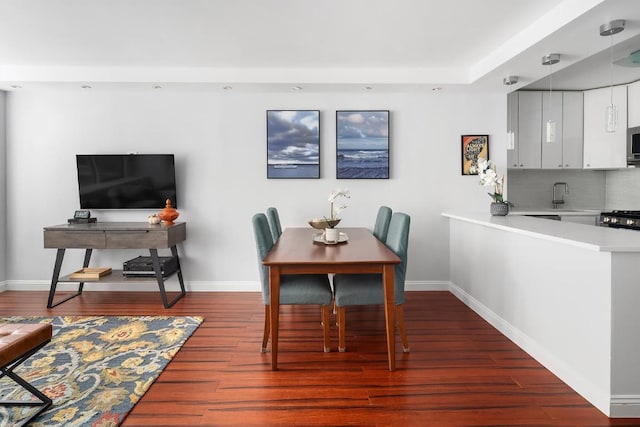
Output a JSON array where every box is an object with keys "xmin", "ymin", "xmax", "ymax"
[
  {"xmin": 470, "ymin": 157, "xmax": 505, "ymax": 203},
  {"xmin": 327, "ymin": 188, "xmax": 350, "ymax": 225}
]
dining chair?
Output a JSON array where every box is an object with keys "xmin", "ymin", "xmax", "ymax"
[
  {"xmin": 373, "ymin": 205, "xmax": 392, "ymax": 241},
  {"xmin": 252, "ymin": 213, "xmax": 333, "ymax": 352},
  {"xmin": 266, "ymin": 207, "xmax": 282, "ymax": 242},
  {"xmin": 333, "ymin": 212, "xmax": 411, "ymax": 353}
]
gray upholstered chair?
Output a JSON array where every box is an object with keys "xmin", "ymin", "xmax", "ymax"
[
  {"xmin": 266, "ymin": 207, "xmax": 282, "ymax": 242},
  {"xmin": 252, "ymin": 213, "xmax": 333, "ymax": 353},
  {"xmin": 373, "ymin": 206, "xmax": 392, "ymax": 241},
  {"xmin": 333, "ymin": 212, "xmax": 411, "ymax": 353}
]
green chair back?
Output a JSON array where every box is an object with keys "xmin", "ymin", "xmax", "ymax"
[{"xmin": 373, "ymin": 206, "xmax": 392, "ymax": 241}]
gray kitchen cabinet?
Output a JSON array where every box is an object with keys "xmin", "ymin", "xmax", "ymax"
[
  {"xmin": 512, "ymin": 91, "xmax": 582, "ymax": 170},
  {"xmin": 583, "ymin": 85, "xmax": 627, "ymax": 169},
  {"xmin": 561, "ymin": 91, "xmax": 584, "ymax": 169},
  {"xmin": 629, "ymin": 80, "xmax": 640, "ymax": 128},
  {"xmin": 506, "ymin": 92, "xmax": 519, "ymax": 168},
  {"xmin": 541, "ymin": 92, "xmax": 583, "ymax": 169},
  {"xmin": 541, "ymin": 91, "xmax": 563, "ymax": 168},
  {"xmin": 514, "ymin": 91, "xmax": 542, "ymax": 169}
]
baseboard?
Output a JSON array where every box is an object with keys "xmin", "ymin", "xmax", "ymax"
[
  {"xmin": 611, "ymin": 395, "xmax": 640, "ymax": 417},
  {"xmin": 448, "ymin": 281, "xmax": 614, "ymax": 417},
  {"xmin": 0, "ymin": 280, "xmax": 7, "ymax": 292},
  {"xmin": 4, "ymin": 279, "xmax": 450, "ymax": 293},
  {"xmin": 4, "ymin": 280, "xmax": 261, "ymax": 292}
]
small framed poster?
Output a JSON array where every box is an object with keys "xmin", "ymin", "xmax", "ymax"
[{"xmin": 461, "ymin": 135, "xmax": 489, "ymax": 175}]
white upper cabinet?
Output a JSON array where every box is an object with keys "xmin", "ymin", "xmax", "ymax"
[
  {"xmin": 583, "ymin": 85, "xmax": 627, "ymax": 169},
  {"xmin": 629, "ymin": 80, "xmax": 640, "ymax": 128}
]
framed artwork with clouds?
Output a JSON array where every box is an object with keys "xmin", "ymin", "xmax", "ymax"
[
  {"xmin": 336, "ymin": 110, "xmax": 389, "ymax": 179},
  {"xmin": 267, "ymin": 110, "xmax": 321, "ymax": 179}
]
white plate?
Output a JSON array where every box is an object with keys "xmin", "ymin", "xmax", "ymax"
[{"xmin": 313, "ymin": 232, "xmax": 348, "ymax": 245}]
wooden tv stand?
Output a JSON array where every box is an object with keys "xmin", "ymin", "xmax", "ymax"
[{"xmin": 43, "ymin": 222, "xmax": 187, "ymax": 308}]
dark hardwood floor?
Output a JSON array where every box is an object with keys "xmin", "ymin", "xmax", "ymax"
[{"xmin": 1, "ymin": 290, "xmax": 638, "ymax": 426}]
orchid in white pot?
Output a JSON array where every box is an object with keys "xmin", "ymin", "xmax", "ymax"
[
  {"xmin": 471, "ymin": 157, "xmax": 506, "ymax": 204},
  {"xmin": 309, "ymin": 188, "xmax": 351, "ymax": 230}
]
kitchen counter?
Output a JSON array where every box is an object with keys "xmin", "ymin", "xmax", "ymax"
[
  {"xmin": 509, "ymin": 208, "xmax": 600, "ymax": 216},
  {"xmin": 444, "ymin": 210, "xmax": 640, "ymax": 418},
  {"xmin": 443, "ymin": 211, "xmax": 640, "ymax": 252}
]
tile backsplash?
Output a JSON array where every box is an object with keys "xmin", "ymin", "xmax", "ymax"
[{"xmin": 508, "ymin": 168, "xmax": 640, "ymax": 211}]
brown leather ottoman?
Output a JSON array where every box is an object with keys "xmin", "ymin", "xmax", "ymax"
[{"xmin": 0, "ymin": 323, "xmax": 53, "ymax": 426}]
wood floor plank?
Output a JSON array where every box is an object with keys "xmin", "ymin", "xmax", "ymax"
[{"xmin": 1, "ymin": 290, "xmax": 637, "ymax": 426}]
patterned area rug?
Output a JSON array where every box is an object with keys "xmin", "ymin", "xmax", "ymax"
[{"xmin": 0, "ymin": 315, "xmax": 202, "ymax": 427}]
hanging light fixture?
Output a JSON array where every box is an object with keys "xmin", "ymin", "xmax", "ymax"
[
  {"xmin": 542, "ymin": 53, "xmax": 560, "ymax": 143},
  {"xmin": 600, "ymin": 19, "xmax": 625, "ymax": 133},
  {"xmin": 503, "ymin": 75, "xmax": 518, "ymax": 150}
]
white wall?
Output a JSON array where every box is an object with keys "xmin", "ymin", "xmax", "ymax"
[
  {"xmin": 0, "ymin": 91, "xmax": 6, "ymax": 283},
  {"xmin": 4, "ymin": 86, "xmax": 505, "ymax": 289}
]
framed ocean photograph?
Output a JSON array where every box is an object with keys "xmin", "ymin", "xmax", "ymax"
[
  {"xmin": 267, "ymin": 110, "xmax": 320, "ymax": 179},
  {"xmin": 336, "ymin": 110, "xmax": 389, "ymax": 179},
  {"xmin": 461, "ymin": 134, "xmax": 489, "ymax": 175}
]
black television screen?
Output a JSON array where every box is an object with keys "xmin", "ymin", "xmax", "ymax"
[{"xmin": 76, "ymin": 154, "xmax": 177, "ymax": 209}]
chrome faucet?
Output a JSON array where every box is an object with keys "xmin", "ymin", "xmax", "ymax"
[{"xmin": 552, "ymin": 182, "xmax": 569, "ymax": 209}]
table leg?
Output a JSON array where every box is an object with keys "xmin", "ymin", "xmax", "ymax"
[
  {"xmin": 47, "ymin": 248, "xmax": 91, "ymax": 308},
  {"xmin": 149, "ymin": 248, "xmax": 185, "ymax": 309},
  {"xmin": 269, "ymin": 266, "xmax": 281, "ymax": 370},
  {"xmin": 382, "ymin": 263, "xmax": 396, "ymax": 371}
]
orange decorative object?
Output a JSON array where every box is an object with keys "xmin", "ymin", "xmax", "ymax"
[{"xmin": 158, "ymin": 199, "xmax": 180, "ymax": 225}]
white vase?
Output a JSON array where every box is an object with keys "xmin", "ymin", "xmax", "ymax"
[{"xmin": 324, "ymin": 228, "xmax": 340, "ymax": 243}]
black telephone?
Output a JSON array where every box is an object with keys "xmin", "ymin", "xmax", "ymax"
[
  {"xmin": 68, "ymin": 210, "xmax": 97, "ymax": 224},
  {"xmin": 74, "ymin": 210, "xmax": 91, "ymax": 219}
]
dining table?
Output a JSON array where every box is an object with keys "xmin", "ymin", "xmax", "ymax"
[{"xmin": 262, "ymin": 227, "xmax": 401, "ymax": 371}]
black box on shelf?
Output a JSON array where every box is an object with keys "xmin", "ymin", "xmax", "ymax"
[{"xmin": 123, "ymin": 256, "xmax": 178, "ymax": 278}]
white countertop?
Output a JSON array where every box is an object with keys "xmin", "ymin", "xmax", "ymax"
[{"xmin": 442, "ymin": 211, "xmax": 640, "ymax": 252}]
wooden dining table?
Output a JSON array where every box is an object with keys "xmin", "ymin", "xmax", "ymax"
[{"xmin": 262, "ymin": 227, "xmax": 401, "ymax": 371}]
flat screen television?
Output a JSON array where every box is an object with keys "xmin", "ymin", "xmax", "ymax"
[{"xmin": 76, "ymin": 154, "xmax": 177, "ymax": 209}]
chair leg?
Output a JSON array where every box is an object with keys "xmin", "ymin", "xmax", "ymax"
[
  {"xmin": 337, "ymin": 306, "xmax": 346, "ymax": 352},
  {"xmin": 397, "ymin": 304, "xmax": 410, "ymax": 353},
  {"xmin": 321, "ymin": 305, "xmax": 331, "ymax": 352},
  {"xmin": 261, "ymin": 305, "xmax": 270, "ymax": 353}
]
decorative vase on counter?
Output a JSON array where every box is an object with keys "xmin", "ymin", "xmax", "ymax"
[
  {"xmin": 158, "ymin": 199, "xmax": 180, "ymax": 225},
  {"xmin": 490, "ymin": 202, "xmax": 509, "ymax": 216}
]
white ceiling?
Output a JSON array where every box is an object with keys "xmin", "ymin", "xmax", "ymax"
[{"xmin": 1, "ymin": 0, "xmax": 639, "ymax": 92}]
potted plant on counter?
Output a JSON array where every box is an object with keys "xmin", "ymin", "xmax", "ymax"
[{"xmin": 471, "ymin": 157, "xmax": 510, "ymax": 216}]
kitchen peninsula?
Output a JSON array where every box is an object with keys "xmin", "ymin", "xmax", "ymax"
[{"xmin": 443, "ymin": 212, "xmax": 640, "ymax": 418}]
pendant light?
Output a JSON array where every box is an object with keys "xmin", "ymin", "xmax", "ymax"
[
  {"xmin": 542, "ymin": 53, "xmax": 560, "ymax": 144},
  {"xmin": 600, "ymin": 19, "xmax": 625, "ymax": 133},
  {"xmin": 503, "ymin": 75, "xmax": 518, "ymax": 150}
]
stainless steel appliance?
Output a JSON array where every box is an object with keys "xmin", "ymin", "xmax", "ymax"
[
  {"xmin": 628, "ymin": 126, "xmax": 640, "ymax": 166},
  {"xmin": 600, "ymin": 210, "xmax": 640, "ymax": 230}
]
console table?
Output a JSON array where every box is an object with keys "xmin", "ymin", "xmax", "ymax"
[{"xmin": 43, "ymin": 222, "xmax": 187, "ymax": 308}]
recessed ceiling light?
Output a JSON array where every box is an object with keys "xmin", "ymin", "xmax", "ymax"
[
  {"xmin": 223, "ymin": 85, "xmax": 233, "ymax": 90},
  {"xmin": 10, "ymin": 85, "xmax": 22, "ymax": 89},
  {"xmin": 292, "ymin": 86, "xmax": 302, "ymax": 91},
  {"xmin": 81, "ymin": 85, "xmax": 92, "ymax": 89},
  {"xmin": 432, "ymin": 87, "xmax": 442, "ymax": 92},
  {"xmin": 363, "ymin": 86, "xmax": 373, "ymax": 91},
  {"xmin": 153, "ymin": 85, "xmax": 162, "ymax": 89}
]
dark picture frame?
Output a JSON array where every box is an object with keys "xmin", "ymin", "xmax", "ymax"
[
  {"xmin": 267, "ymin": 110, "xmax": 320, "ymax": 179},
  {"xmin": 336, "ymin": 110, "xmax": 389, "ymax": 179},
  {"xmin": 461, "ymin": 134, "xmax": 489, "ymax": 175}
]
